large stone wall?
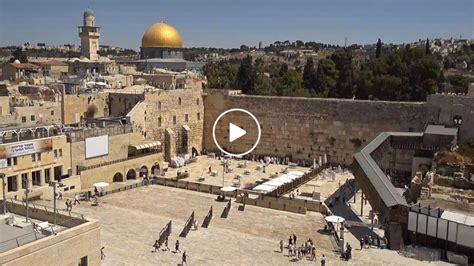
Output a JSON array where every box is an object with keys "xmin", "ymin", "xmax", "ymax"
[
  {"xmin": 63, "ymin": 93, "xmax": 109, "ymax": 124},
  {"xmin": 203, "ymin": 90, "xmax": 430, "ymax": 164},
  {"xmin": 426, "ymin": 94, "xmax": 474, "ymax": 142},
  {"xmin": 144, "ymin": 89, "xmax": 204, "ymax": 158}
]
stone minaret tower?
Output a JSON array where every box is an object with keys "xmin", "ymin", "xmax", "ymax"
[{"xmin": 78, "ymin": 8, "xmax": 100, "ymax": 60}]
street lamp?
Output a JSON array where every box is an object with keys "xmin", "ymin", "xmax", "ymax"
[
  {"xmin": 23, "ymin": 175, "xmax": 30, "ymax": 223},
  {"xmin": 49, "ymin": 181, "xmax": 60, "ymax": 226},
  {"xmin": 1, "ymin": 174, "xmax": 6, "ymax": 214}
]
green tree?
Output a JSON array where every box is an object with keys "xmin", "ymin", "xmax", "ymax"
[
  {"xmin": 302, "ymin": 58, "xmax": 317, "ymax": 93},
  {"xmin": 376, "ymin": 38, "xmax": 382, "ymax": 58},
  {"xmin": 315, "ymin": 58, "xmax": 338, "ymax": 97},
  {"xmin": 10, "ymin": 47, "xmax": 28, "ymax": 63},
  {"xmin": 330, "ymin": 50, "xmax": 354, "ymax": 98},
  {"xmin": 275, "ymin": 70, "xmax": 310, "ymax": 97},
  {"xmin": 235, "ymin": 55, "xmax": 256, "ymax": 94},
  {"xmin": 425, "ymin": 38, "xmax": 431, "ymax": 55}
]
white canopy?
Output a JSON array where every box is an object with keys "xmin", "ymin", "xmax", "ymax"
[
  {"xmin": 93, "ymin": 182, "xmax": 109, "ymax": 188},
  {"xmin": 220, "ymin": 186, "xmax": 237, "ymax": 192},
  {"xmin": 325, "ymin": 215, "xmax": 345, "ymax": 223},
  {"xmin": 253, "ymin": 184, "xmax": 277, "ymax": 193}
]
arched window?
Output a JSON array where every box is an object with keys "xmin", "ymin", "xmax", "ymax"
[{"xmin": 178, "ymin": 98, "xmax": 182, "ymax": 105}]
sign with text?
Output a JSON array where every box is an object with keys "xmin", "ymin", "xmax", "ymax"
[{"xmin": 0, "ymin": 139, "xmax": 53, "ymax": 159}]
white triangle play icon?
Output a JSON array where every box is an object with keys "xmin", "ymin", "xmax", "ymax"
[{"xmin": 229, "ymin": 123, "xmax": 246, "ymax": 142}]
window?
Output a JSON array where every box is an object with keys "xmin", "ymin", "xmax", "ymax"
[
  {"xmin": 7, "ymin": 176, "xmax": 18, "ymax": 192},
  {"xmin": 31, "ymin": 154, "xmax": 36, "ymax": 162},
  {"xmin": 7, "ymin": 158, "xmax": 11, "ymax": 166},
  {"xmin": 59, "ymin": 149, "xmax": 63, "ymax": 157},
  {"xmin": 44, "ymin": 168, "xmax": 51, "ymax": 184},
  {"xmin": 22, "ymin": 116, "xmax": 26, "ymax": 123},
  {"xmin": 13, "ymin": 157, "xmax": 17, "ymax": 165},
  {"xmin": 31, "ymin": 115, "xmax": 35, "ymax": 121},
  {"xmin": 178, "ymin": 98, "xmax": 182, "ymax": 105},
  {"xmin": 173, "ymin": 116, "xmax": 177, "ymax": 125},
  {"xmin": 21, "ymin": 173, "xmax": 28, "ymax": 189},
  {"xmin": 54, "ymin": 149, "xmax": 58, "ymax": 158},
  {"xmin": 185, "ymin": 114, "xmax": 189, "ymax": 122},
  {"xmin": 51, "ymin": 110, "xmax": 54, "ymax": 116},
  {"xmin": 197, "ymin": 112, "xmax": 201, "ymax": 120},
  {"xmin": 32, "ymin": 171, "xmax": 41, "ymax": 186},
  {"xmin": 158, "ymin": 117, "xmax": 162, "ymax": 127},
  {"xmin": 37, "ymin": 153, "xmax": 41, "ymax": 161}
]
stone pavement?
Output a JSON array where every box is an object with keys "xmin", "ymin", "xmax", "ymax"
[{"xmin": 35, "ymin": 185, "xmax": 452, "ymax": 265}]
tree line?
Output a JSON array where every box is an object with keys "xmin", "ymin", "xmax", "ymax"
[{"xmin": 204, "ymin": 41, "xmax": 460, "ymax": 101}]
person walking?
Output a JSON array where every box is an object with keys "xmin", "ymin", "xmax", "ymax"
[
  {"xmin": 74, "ymin": 194, "xmax": 80, "ymax": 205},
  {"xmin": 320, "ymin": 254, "xmax": 326, "ymax": 266},
  {"xmin": 279, "ymin": 240, "xmax": 284, "ymax": 253},
  {"xmin": 164, "ymin": 237, "xmax": 170, "ymax": 251},
  {"xmin": 288, "ymin": 235, "xmax": 293, "ymax": 247},
  {"xmin": 175, "ymin": 240, "xmax": 181, "ymax": 253},
  {"xmin": 57, "ymin": 191, "xmax": 63, "ymax": 200},
  {"xmin": 311, "ymin": 247, "xmax": 316, "ymax": 261},
  {"xmin": 182, "ymin": 251, "xmax": 187, "ymax": 265},
  {"xmin": 64, "ymin": 199, "xmax": 69, "ymax": 211},
  {"xmin": 153, "ymin": 240, "xmax": 160, "ymax": 252},
  {"xmin": 293, "ymin": 234, "xmax": 297, "ymax": 245},
  {"xmin": 101, "ymin": 246, "xmax": 105, "ymax": 260},
  {"xmin": 359, "ymin": 237, "xmax": 364, "ymax": 250}
]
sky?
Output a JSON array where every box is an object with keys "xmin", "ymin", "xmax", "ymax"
[{"xmin": 0, "ymin": 0, "xmax": 472, "ymax": 49}]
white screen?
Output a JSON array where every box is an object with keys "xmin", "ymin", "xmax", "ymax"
[
  {"xmin": 85, "ymin": 135, "xmax": 109, "ymax": 159},
  {"xmin": 427, "ymin": 217, "xmax": 438, "ymax": 237}
]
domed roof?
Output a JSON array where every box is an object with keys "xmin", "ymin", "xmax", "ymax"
[
  {"xmin": 84, "ymin": 8, "xmax": 95, "ymax": 17},
  {"xmin": 142, "ymin": 19, "xmax": 183, "ymax": 49}
]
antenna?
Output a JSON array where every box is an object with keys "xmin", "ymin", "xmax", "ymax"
[{"xmin": 344, "ymin": 37, "xmax": 347, "ymax": 48}]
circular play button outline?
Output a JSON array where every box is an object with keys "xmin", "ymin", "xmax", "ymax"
[{"xmin": 212, "ymin": 108, "xmax": 261, "ymax": 157}]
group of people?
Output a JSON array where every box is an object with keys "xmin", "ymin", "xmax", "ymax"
[
  {"xmin": 280, "ymin": 234, "xmax": 326, "ymax": 265},
  {"xmin": 343, "ymin": 243, "xmax": 352, "ymax": 261},
  {"xmin": 64, "ymin": 195, "xmax": 80, "ymax": 211},
  {"xmin": 288, "ymin": 189, "xmax": 300, "ymax": 199},
  {"xmin": 359, "ymin": 234, "xmax": 384, "ymax": 249},
  {"xmin": 153, "ymin": 238, "xmax": 188, "ymax": 265}
]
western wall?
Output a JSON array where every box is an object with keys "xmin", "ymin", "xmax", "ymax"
[{"xmin": 203, "ymin": 90, "xmax": 433, "ymax": 165}]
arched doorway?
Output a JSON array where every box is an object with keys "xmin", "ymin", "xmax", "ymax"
[
  {"xmin": 140, "ymin": 166, "xmax": 148, "ymax": 178},
  {"xmin": 113, "ymin": 172, "xmax": 124, "ymax": 182},
  {"xmin": 126, "ymin": 169, "xmax": 136, "ymax": 180},
  {"xmin": 192, "ymin": 147, "xmax": 199, "ymax": 157},
  {"xmin": 151, "ymin": 163, "xmax": 160, "ymax": 176}
]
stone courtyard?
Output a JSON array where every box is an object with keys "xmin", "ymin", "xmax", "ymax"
[{"xmin": 37, "ymin": 185, "xmax": 451, "ymax": 265}]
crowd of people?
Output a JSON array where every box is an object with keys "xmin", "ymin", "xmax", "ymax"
[{"xmin": 279, "ymin": 234, "xmax": 327, "ymax": 265}]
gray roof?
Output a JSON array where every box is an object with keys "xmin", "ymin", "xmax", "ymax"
[
  {"xmin": 424, "ymin": 125, "xmax": 458, "ymax": 136},
  {"xmin": 354, "ymin": 132, "xmax": 409, "ymax": 207}
]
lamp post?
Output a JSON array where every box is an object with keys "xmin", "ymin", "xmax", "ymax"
[
  {"xmin": 1, "ymin": 174, "xmax": 6, "ymax": 214},
  {"xmin": 49, "ymin": 181, "xmax": 58, "ymax": 226},
  {"xmin": 23, "ymin": 175, "xmax": 30, "ymax": 223}
]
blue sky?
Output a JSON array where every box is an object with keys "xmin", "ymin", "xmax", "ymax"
[{"xmin": 0, "ymin": 0, "xmax": 472, "ymax": 49}]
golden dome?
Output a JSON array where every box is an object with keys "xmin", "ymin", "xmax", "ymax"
[{"xmin": 141, "ymin": 19, "xmax": 183, "ymax": 48}]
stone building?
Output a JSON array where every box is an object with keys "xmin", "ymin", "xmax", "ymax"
[{"xmin": 1, "ymin": 63, "xmax": 42, "ymax": 82}]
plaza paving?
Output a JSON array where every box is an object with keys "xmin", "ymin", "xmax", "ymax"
[
  {"xmin": 169, "ymin": 156, "xmax": 311, "ymax": 188},
  {"xmin": 37, "ymin": 185, "xmax": 452, "ymax": 265}
]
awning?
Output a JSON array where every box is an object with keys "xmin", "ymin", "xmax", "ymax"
[{"xmin": 130, "ymin": 141, "xmax": 161, "ymax": 150}]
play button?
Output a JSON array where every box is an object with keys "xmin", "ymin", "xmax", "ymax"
[
  {"xmin": 229, "ymin": 123, "xmax": 246, "ymax": 142},
  {"xmin": 212, "ymin": 108, "xmax": 261, "ymax": 157}
]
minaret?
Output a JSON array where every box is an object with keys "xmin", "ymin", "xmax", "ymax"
[{"xmin": 78, "ymin": 8, "xmax": 100, "ymax": 60}]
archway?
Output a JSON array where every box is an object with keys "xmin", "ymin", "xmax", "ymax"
[
  {"xmin": 113, "ymin": 172, "xmax": 124, "ymax": 182},
  {"xmin": 192, "ymin": 147, "xmax": 199, "ymax": 157},
  {"xmin": 140, "ymin": 166, "xmax": 148, "ymax": 178},
  {"xmin": 151, "ymin": 163, "xmax": 160, "ymax": 176},
  {"xmin": 126, "ymin": 169, "xmax": 137, "ymax": 180}
]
